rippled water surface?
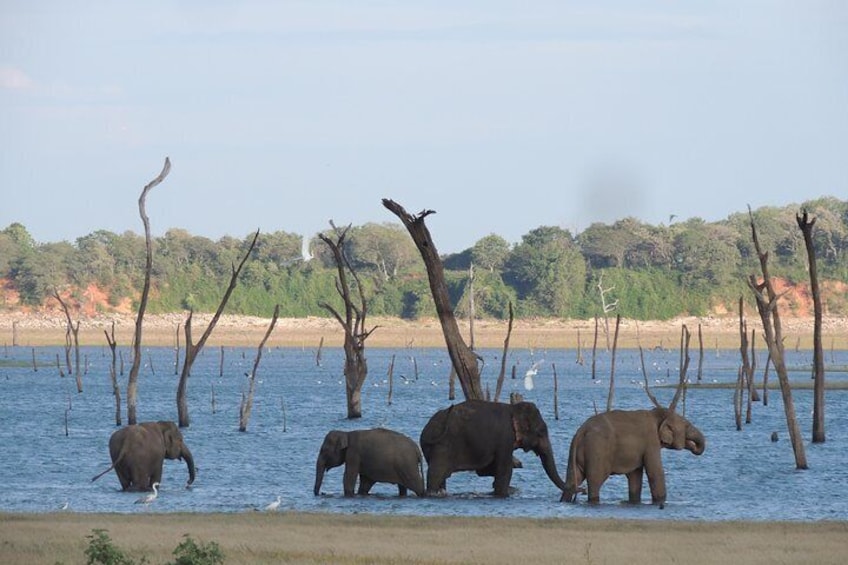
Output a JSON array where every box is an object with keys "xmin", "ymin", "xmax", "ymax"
[{"xmin": 1, "ymin": 343, "xmax": 846, "ymax": 522}]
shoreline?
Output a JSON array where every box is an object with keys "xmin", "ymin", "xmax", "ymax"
[
  {"xmin": 2, "ymin": 511, "xmax": 846, "ymax": 564},
  {"xmin": 1, "ymin": 311, "xmax": 847, "ymax": 350}
]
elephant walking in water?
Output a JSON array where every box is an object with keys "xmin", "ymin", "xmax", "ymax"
[
  {"xmin": 561, "ymin": 407, "xmax": 705, "ymax": 508},
  {"xmin": 92, "ymin": 421, "xmax": 196, "ymax": 491},
  {"xmin": 420, "ymin": 400, "xmax": 568, "ymax": 497},
  {"xmin": 314, "ymin": 428, "xmax": 425, "ymax": 497}
]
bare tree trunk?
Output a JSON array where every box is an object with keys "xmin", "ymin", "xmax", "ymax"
[
  {"xmin": 669, "ymin": 325, "xmax": 691, "ymax": 412},
  {"xmin": 605, "ymin": 314, "xmax": 621, "ymax": 411},
  {"xmin": 797, "ymin": 210, "xmax": 825, "ymax": 443},
  {"xmin": 576, "ymin": 329, "xmax": 584, "ymax": 366},
  {"xmin": 318, "ymin": 223, "xmax": 376, "ymax": 419},
  {"xmin": 738, "ymin": 297, "xmax": 751, "ymax": 425},
  {"xmin": 315, "ymin": 337, "xmax": 324, "ymax": 367},
  {"xmin": 467, "ymin": 263, "xmax": 476, "ymax": 350},
  {"xmin": 552, "ymin": 363, "xmax": 560, "ymax": 421},
  {"xmin": 747, "ymin": 207, "xmax": 807, "ymax": 469},
  {"xmin": 591, "ymin": 315, "xmax": 599, "ymax": 380},
  {"xmin": 128, "ymin": 157, "xmax": 171, "ymax": 424},
  {"xmin": 734, "ymin": 366, "xmax": 744, "ymax": 431},
  {"xmin": 448, "ymin": 366, "xmax": 456, "ymax": 401},
  {"xmin": 696, "ymin": 323, "xmax": 704, "ymax": 382},
  {"xmin": 54, "ymin": 292, "xmax": 81, "ymax": 391},
  {"xmin": 762, "ymin": 350, "xmax": 771, "ymax": 406},
  {"xmin": 240, "ymin": 305, "xmax": 279, "ymax": 432},
  {"xmin": 104, "ymin": 322, "xmax": 122, "ymax": 426},
  {"xmin": 493, "ymin": 302, "xmax": 514, "ymax": 403},
  {"xmin": 387, "ymin": 354, "xmax": 395, "ymax": 406},
  {"xmin": 174, "ymin": 324, "xmax": 180, "ymax": 375},
  {"xmin": 178, "ymin": 230, "xmax": 259, "ymax": 428},
  {"xmin": 383, "ymin": 199, "xmax": 483, "ymax": 400}
]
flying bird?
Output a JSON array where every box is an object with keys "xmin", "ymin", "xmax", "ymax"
[
  {"xmin": 135, "ymin": 482, "xmax": 159, "ymax": 505},
  {"xmin": 264, "ymin": 495, "xmax": 282, "ymax": 512}
]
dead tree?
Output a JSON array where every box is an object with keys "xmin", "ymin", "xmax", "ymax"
[
  {"xmin": 797, "ymin": 210, "xmax": 826, "ymax": 443},
  {"xmin": 177, "ymin": 230, "xmax": 259, "ymax": 428},
  {"xmin": 54, "ymin": 291, "xmax": 81, "ymax": 392},
  {"xmin": 605, "ymin": 314, "xmax": 621, "ymax": 411},
  {"xmin": 104, "ymin": 321, "xmax": 122, "ymax": 426},
  {"xmin": 596, "ymin": 274, "xmax": 618, "ymax": 351},
  {"xmin": 128, "ymin": 157, "xmax": 171, "ymax": 424},
  {"xmin": 696, "ymin": 324, "xmax": 704, "ymax": 382},
  {"xmin": 738, "ymin": 297, "xmax": 752, "ymax": 425},
  {"xmin": 383, "ymin": 199, "xmax": 483, "ymax": 400},
  {"xmin": 318, "ymin": 223, "xmax": 377, "ymax": 419},
  {"xmin": 591, "ymin": 315, "xmax": 599, "ymax": 380},
  {"xmin": 747, "ymin": 207, "xmax": 808, "ymax": 469},
  {"xmin": 239, "ymin": 305, "xmax": 279, "ymax": 432},
  {"xmin": 467, "ymin": 263, "xmax": 476, "ymax": 350},
  {"xmin": 493, "ymin": 302, "xmax": 515, "ymax": 403}
]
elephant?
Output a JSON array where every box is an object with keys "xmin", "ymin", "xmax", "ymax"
[
  {"xmin": 420, "ymin": 399, "xmax": 568, "ymax": 497},
  {"xmin": 560, "ymin": 407, "xmax": 706, "ymax": 508},
  {"xmin": 91, "ymin": 421, "xmax": 196, "ymax": 491},
  {"xmin": 313, "ymin": 428, "xmax": 425, "ymax": 497}
]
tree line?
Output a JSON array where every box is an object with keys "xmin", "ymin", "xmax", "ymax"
[{"xmin": 1, "ymin": 196, "xmax": 846, "ymax": 320}]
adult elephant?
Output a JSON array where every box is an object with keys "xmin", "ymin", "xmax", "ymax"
[
  {"xmin": 314, "ymin": 428, "xmax": 425, "ymax": 497},
  {"xmin": 420, "ymin": 400, "xmax": 568, "ymax": 497},
  {"xmin": 560, "ymin": 407, "xmax": 705, "ymax": 508},
  {"xmin": 91, "ymin": 421, "xmax": 196, "ymax": 491}
]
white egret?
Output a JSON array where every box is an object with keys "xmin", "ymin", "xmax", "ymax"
[
  {"xmin": 264, "ymin": 495, "xmax": 282, "ymax": 512},
  {"xmin": 135, "ymin": 482, "xmax": 159, "ymax": 504},
  {"xmin": 524, "ymin": 360, "xmax": 542, "ymax": 391}
]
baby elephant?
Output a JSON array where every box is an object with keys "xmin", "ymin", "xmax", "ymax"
[{"xmin": 314, "ymin": 428, "xmax": 425, "ymax": 497}]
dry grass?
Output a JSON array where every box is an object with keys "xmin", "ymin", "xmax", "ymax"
[{"xmin": 1, "ymin": 512, "xmax": 846, "ymax": 565}]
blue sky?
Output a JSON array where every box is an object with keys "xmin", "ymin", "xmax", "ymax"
[{"xmin": 2, "ymin": 1, "xmax": 846, "ymax": 253}]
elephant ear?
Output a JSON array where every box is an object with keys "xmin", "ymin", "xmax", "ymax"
[
  {"xmin": 511, "ymin": 402, "xmax": 543, "ymax": 449},
  {"xmin": 659, "ymin": 419, "xmax": 675, "ymax": 447}
]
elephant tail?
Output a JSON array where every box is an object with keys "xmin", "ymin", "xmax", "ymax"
[
  {"xmin": 91, "ymin": 449, "xmax": 126, "ymax": 482},
  {"xmin": 561, "ymin": 428, "xmax": 585, "ymax": 503}
]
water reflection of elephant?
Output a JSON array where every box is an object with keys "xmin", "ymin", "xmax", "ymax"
[
  {"xmin": 420, "ymin": 400, "xmax": 568, "ymax": 497},
  {"xmin": 92, "ymin": 421, "xmax": 196, "ymax": 492},
  {"xmin": 313, "ymin": 428, "xmax": 425, "ymax": 497},
  {"xmin": 561, "ymin": 408, "xmax": 705, "ymax": 508}
]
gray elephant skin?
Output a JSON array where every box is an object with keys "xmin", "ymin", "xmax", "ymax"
[
  {"xmin": 561, "ymin": 407, "xmax": 706, "ymax": 508},
  {"xmin": 420, "ymin": 399, "xmax": 568, "ymax": 497},
  {"xmin": 92, "ymin": 420, "xmax": 196, "ymax": 491},
  {"xmin": 313, "ymin": 428, "xmax": 425, "ymax": 497}
]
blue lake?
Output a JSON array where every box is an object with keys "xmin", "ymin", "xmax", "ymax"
[{"xmin": 1, "ymin": 343, "xmax": 846, "ymax": 522}]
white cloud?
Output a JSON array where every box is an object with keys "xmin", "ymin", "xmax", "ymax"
[{"xmin": 0, "ymin": 66, "xmax": 34, "ymax": 90}]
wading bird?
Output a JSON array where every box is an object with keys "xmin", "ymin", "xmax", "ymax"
[
  {"xmin": 264, "ymin": 495, "xmax": 282, "ymax": 511},
  {"xmin": 135, "ymin": 482, "xmax": 159, "ymax": 505}
]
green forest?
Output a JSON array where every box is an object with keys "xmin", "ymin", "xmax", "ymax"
[{"xmin": 1, "ymin": 197, "xmax": 846, "ymax": 320}]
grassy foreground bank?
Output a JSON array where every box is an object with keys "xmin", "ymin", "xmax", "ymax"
[{"xmin": 1, "ymin": 512, "xmax": 846, "ymax": 565}]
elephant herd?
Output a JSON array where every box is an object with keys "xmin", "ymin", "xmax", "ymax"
[{"xmin": 93, "ymin": 400, "xmax": 706, "ymax": 508}]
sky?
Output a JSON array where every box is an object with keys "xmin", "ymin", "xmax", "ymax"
[{"xmin": 1, "ymin": 2, "xmax": 846, "ymax": 254}]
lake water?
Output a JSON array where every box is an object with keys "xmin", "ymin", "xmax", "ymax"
[{"xmin": 1, "ymin": 342, "xmax": 846, "ymax": 522}]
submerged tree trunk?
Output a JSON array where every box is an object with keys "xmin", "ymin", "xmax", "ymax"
[
  {"xmin": 128, "ymin": 157, "xmax": 171, "ymax": 424},
  {"xmin": 240, "ymin": 305, "xmax": 279, "ymax": 432},
  {"xmin": 383, "ymin": 199, "xmax": 483, "ymax": 400},
  {"xmin": 318, "ymin": 222, "xmax": 376, "ymax": 419},
  {"xmin": 54, "ymin": 291, "xmax": 81, "ymax": 392},
  {"xmin": 104, "ymin": 322, "xmax": 122, "ymax": 426},
  {"xmin": 177, "ymin": 230, "xmax": 259, "ymax": 428},
  {"xmin": 493, "ymin": 302, "xmax": 514, "ymax": 403},
  {"xmin": 747, "ymin": 207, "xmax": 807, "ymax": 469},
  {"xmin": 797, "ymin": 210, "xmax": 825, "ymax": 443}
]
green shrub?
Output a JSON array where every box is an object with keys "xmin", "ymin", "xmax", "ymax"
[
  {"xmin": 84, "ymin": 529, "xmax": 141, "ymax": 565},
  {"xmin": 168, "ymin": 535, "xmax": 224, "ymax": 565}
]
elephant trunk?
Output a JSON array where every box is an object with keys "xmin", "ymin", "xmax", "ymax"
[
  {"xmin": 181, "ymin": 445, "xmax": 196, "ymax": 486},
  {"xmin": 536, "ymin": 437, "xmax": 569, "ymax": 493},
  {"xmin": 687, "ymin": 427, "xmax": 706, "ymax": 456},
  {"xmin": 314, "ymin": 459, "xmax": 326, "ymax": 496}
]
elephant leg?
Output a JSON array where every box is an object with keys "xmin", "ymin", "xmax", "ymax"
[
  {"xmin": 626, "ymin": 467, "xmax": 644, "ymax": 504},
  {"xmin": 397, "ymin": 485, "xmax": 408, "ymax": 497},
  {"xmin": 343, "ymin": 463, "xmax": 359, "ymax": 497},
  {"xmin": 585, "ymin": 469, "xmax": 606, "ymax": 504},
  {"xmin": 644, "ymin": 455, "xmax": 667, "ymax": 508},
  {"xmin": 358, "ymin": 476, "xmax": 375, "ymax": 495},
  {"xmin": 492, "ymin": 456, "xmax": 513, "ymax": 497},
  {"xmin": 425, "ymin": 450, "xmax": 450, "ymax": 495}
]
